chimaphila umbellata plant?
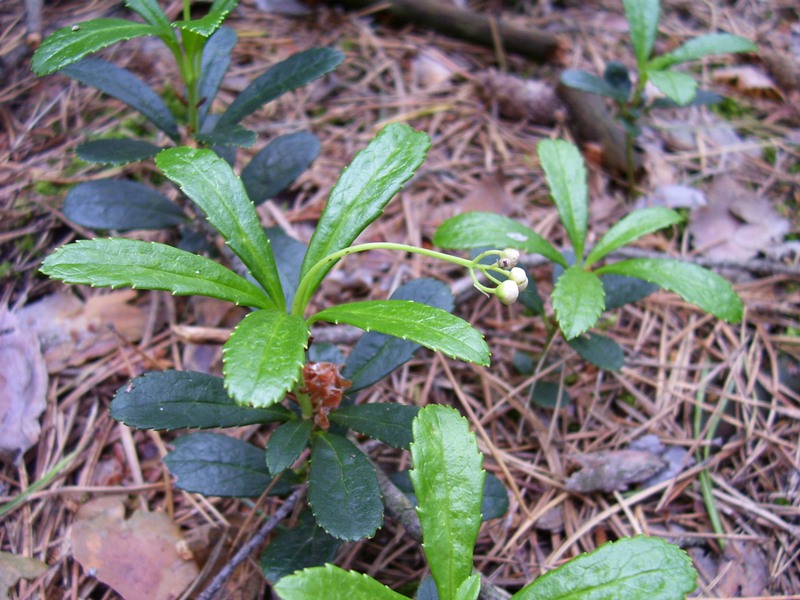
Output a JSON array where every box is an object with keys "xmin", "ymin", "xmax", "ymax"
[
  {"xmin": 560, "ymin": 0, "xmax": 757, "ymax": 189},
  {"xmin": 32, "ymin": 0, "xmax": 343, "ymax": 233}
]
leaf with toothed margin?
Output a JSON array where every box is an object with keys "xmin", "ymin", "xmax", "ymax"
[
  {"xmin": 309, "ymin": 300, "xmax": 490, "ymax": 367},
  {"xmin": 274, "ymin": 563, "xmax": 407, "ymax": 600},
  {"xmin": 40, "ymin": 238, "xmax": 274, "ymax": 309},
  {"xmin": 223, "ymin": 309, "xmax": 309, "ymax": 407}
]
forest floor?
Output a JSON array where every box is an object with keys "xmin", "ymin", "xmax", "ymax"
[{"xmin": 1, "ymin": 0, "xmax": 800, "ymax": 598}]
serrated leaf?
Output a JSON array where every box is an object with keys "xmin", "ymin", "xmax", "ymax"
[
  {"xmin": 647, "ymin": 69, "xmax": 698, "ymax": 106},
  {"xmin": 538, "ymin": 139, "xmax": 589, "ymax": 262},
  {"xmin": 596, "ymin": 258, "xmax": 743, "ymax": 322},
  {"xmin": 568, "ymin": 332, "xmax": 624, "ymax": 371},
  {"xmin": 198, "ymin": 26, "xmax": 237, "ymax": 126},
  {"xmin": 32, "ymin": 19, "xmax": 156, "ymax": 75},
  {"xmin": 223, "ymin": 309, "xmax": 308, "ymax": 407},
  {"xmin": 164, "ymin": 432, "xmax": 293, "ymax": 497},
  {"xmin": 76, "ymin": 138, "xmax": 161, "ymax": 165},
  {"xmin": 124, "ymin": 0, "xmax": 172, "ymax": 32},
  {"xmin": 622, "ymin": 0, "xmax": 660, "ymax": 67},
  {"xmin": 552, "ymin": 265, "xmax": 605, "ymax": 339},
  {"xmin": 308, "ymin": 432, "xmax": 383, "ymax": 541},
  {"xmin": 510, "ymin": 536, "xmax": 697, "ymax": 600},
  {"xmin": 175, "ymin": 0, "xmax": 238, "ymax": 36},
  {"xmin": 63, "ymin": 179, "xmax": 185, "ymax": 230},
  {"xmin": 329, "ymin": 404, "xmax": 419, "ymax": 449},
  {"xmin": 410, "ymin": 405, "xmax": 484, "ymax": 600},
  {"xmin": 61, "ymin": 58, "xmax": 179, "ymax": 139},
  {"xmin": 266, "ymin": 419, "xmax": 313, "ymax": 475},
  {"xmin": 40, "ymin": 238, "xmax": 273, "ymax": 309},
  {"xmin": 585, "ymin": 207, "xmax": 683, "ymax": 267},
  {"xmin": 560, "ymin": 69, "xmax": 628, "ymax": 102},
  {"xmin": 274, "ymin": 564, "xmax": 407, "ymax": 600},
  {"xmin": 649, "ymin": 33, "xmax": 757, "ymax": 70},
  {"xmin": 242, "ymin": 131, "xmax": 320, "ymax": 205},
  {"xmin": 156, "ymin": 147, "xmax": 285, "ymax": 309},
  {"xmin": 342, "ymin": 278, "xmax": 453, "ymax": 391},
  {"xmin": 196, "ymin": 124, "xmax": 256, "ymax": 147},
  {"xmin": 218, "ymin": 47, "xmax": 343, "ymax": 128},
  {"xmin": 433, "ymin": 212, "xmax": 566, "ymax": 267},
  {"xmin": 310, "ymin": 300, "xmax": 490, "ymax": 367},
  {"xmin": 296, "ymin": 124, "xmax": 429, "ymax": 310},
  {"xmin": 111, "ymin": 370, "xmax": 293, "ymax": 430},
  {"xmin": 261, "ymin": 512, "xmax": 343, "ymax": 583}
]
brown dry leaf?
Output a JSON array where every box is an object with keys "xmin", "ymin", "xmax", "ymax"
[
  {"xmin": 474, "ymin": 69, "xmax": 559, "ymax": 125},
  {"xmin": 69, "ymin": 496, "xmax": 199, "ymax": 600},
  {"xmin": 713, "ymin": 65, "xmax": 783, "ymax": 99},
  {"xmin": 0, "ymin": 307, "xmax": 47, "ymax": 464},
  {"xmin": 0, "ymin": 551, "xmax": 48, "ymax": 599},
  {"xmin": 566, "ymin": 449, "xmax": 667, "ymax": 493},
  {"xmin": 688, "ymin": 175, "xmax": 790, "ymax": 261},
  {"xmin": 411, "ymin": 47, "xmax": 458, "ymax": 90},
  {"xmin": 714, "ymin": 541, "xmax": 770, "ymax": 596},
  {"xmin": 17, "ymin": 290, "xmax": 147, "ymax": 373}
]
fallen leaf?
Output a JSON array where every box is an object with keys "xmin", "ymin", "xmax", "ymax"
[
  {"xmin": 713, "ymin": 65, "xmax": 783, "ymax": 99},
  {"xmin": 630, "ymin": 434, "xmax": 694, "ymax": 487},
  {"xmin": 690, "ymin": 541, "xmax": 770, "ymax": 596},
  {"xmin": 566, "ymin": 449, "xmax": 667, "ymax": 493},
  {"xmin": 412, "ymin": 48, "xmax": 458, "ymax": 90},
  {"xmin": 69, "ymin": 496, "xmax": 198, "ymax": 600},
  {"xmin": 0, "ymin": 551, "xmax": 48, "ymax": 600},
  {"xmin": 0, "ymin": 307, "xmax": 47, "ymax": 464},
  {"xmin": 474, "ymin": 69, "xmax": 559, "ymax": 125}
]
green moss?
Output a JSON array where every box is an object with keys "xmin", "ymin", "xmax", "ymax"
[{"xmin": 0, "ymin": 262, "xmax": 14, "ymax": 279}]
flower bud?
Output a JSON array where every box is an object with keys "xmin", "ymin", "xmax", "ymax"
[
  {"xmin": 495, "ymin": 279, "xmax": 519, "ymax": 305},
  {"xmin": 509, "ymin": 267, "xmax": 528, "ymax": 292},
  {"xmin": 497, "ymin": 248, "xmax": 520, "ymax": 269}
]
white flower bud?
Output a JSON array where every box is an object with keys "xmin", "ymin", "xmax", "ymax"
[
  {"xmin": 495, "ymin": 279, "xmax": 519, "ymax": 305},
  {"xmin": 497, "ymin": 248, "xmax": 520, "ymax": 269},
  {"xmin": 509, "ymin": 267, "xmax": 528, "ymax": 292}
]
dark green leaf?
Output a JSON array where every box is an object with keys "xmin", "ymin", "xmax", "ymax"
[
  {"xmin": 529, "ymin": 380, "xmax": 571, "ymax": 409},
  {"xmin": 260, "ymin": 512, "xmax": 343, "ymax": 583},
  {"xmin": 218, "ymin": 47, "xmax": 343, "ymax": 128},
  {"xmin": 410, "ymin": 405, "xmax": 484, "ymax": 600},
  {"xmin": 308, "ymin": 432, "xmax": 383, "ymax": 540},
  {"xmin": 649, "ymin": 34, "xmax": 757, "ymax": 70},
  {"xmin": 329, "ymin": 404, "xmax": 420, "ymax": 449},
  {"xmin": 622, "ymin": 0, "xmax": 660, "ymax": 67},
  {"xmin": 274, "ymin": 564, "xmax": 407, "ymax": 600},
  {"xmin": 596, "ymin": 258, "xmax": 743, "ymax": 322},
  {"xmin": 32, "ymin": 19, "xmax": 156, "ymax": 75},
  {"xmin": 585, "ymin": 207, "xmax": 683, "ymax": 267},
  {"xmin": 223, "ymin": 310, "xmax": 309, "ymax": 407},
  {"xmin": 433, "ymin": 211, "xmax": 565, "ymax": 267},
  {"xmin": 196, "ymin": 124, "xmax": 256, "ymax": 147},
  {"xmin": 568, "ymin": 332, "xmax": 624, "ymax": 371},
  {"xmin": 510, "ymin": 536, "xmax": 697, "ymax": 600},
  {"xmin": 242, "ymin": 131, "xmax": 320, "ymax": 205},
  {"xmin": 175, "ymin": 0, "xmax": 238, "ymax": 36},
  {"xmin": 560, "ymin": 69, "xmax": 628, "ymax": 102},
  {"xmin": 602, "ymin": 274, "xmax": 657, "ymax": 310},
  {"xmin": 156, "ymin": 147, "xmax": 285, "ymax": 309},
  {"xmin": 40, "ymin": 238, "xmax": 274, "ymax": 309},
  {"xmin": 266, "ymin": 226, "xmax": 307, "ymax": 308},
  {"xmin": 266, "ymin": 419, "xmax": 313, "ymax": 475},
  {"xmin": 63, "ymin": 179, "xmax": 185, "ymax": 230},
  {"xmin": 416, "ymin": 576, "xmax": 438, "ymax": 600},
  {"xmin": 198, "ymin": 26, "xmax": 237, "ymax": 126},
  {"xmin": 110, "ymin": 370, "xmax": 293, "ymax": 430},
  {"xmin": 76, "ymin": 138, "xmax": 161, "ymax": 166},
  {"xmin": 297, "ymin": 124, "xmax": 429, "ymax": 309},
  {"xmin": 646, "ymin": 69, "xmax": 698, "ymax": 106},
  {"xmin": 61, "ymin": 58, "xmax": 179, "ymax": 139},
  {"xmin": 604, "ymin": 61, "xmax": 632, "ymax": 99},
  {"xmin": 124, "ymin": 0, "xmax": 172, "ymax": 32},
  {"xmin": 552, "ymin": 265, "xmax": 605, "ymax": 339},
  {"xmin": 310, "ymin": 300, "xmax": 490, "ymax": 367},
  {"xmin": 164, "ymin": 432, "xmax": 293, "ymax": 497},
  {"xmin": 342, "ymin": 278, "xmax": 453, "ymax": 391},
  {"xmin": 650, "ymin": 88, "xmax": 722, "ymax": 109}
]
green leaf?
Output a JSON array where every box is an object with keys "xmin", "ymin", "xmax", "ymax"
[
  {"xmin": 456, "ymin": 575, "xmax": 481, "ymax": 600},
  {"xmin": 646, "ymin": 69, "xmax": 698, "ymax": 106},
  {"xmin": 110, "ymin": 370, "xmax": 293, "ymax": 430},
  {"xmin": 218, "ymin": 47, "xmax": 344, "ymax": 128},
  {"xmin": 223, "ymin": 310, "xmax": 309, "ymax": 407},
  {"xmin": 596, "ymin": 258, "xmax": 743, "ymax": 322},
  {"xmin": 266, "ymin": 419, "xmax": 313, "ymax": 475},
  {"xmin": 308, "ymin": 432, "xmax": 383, "ymax": 540},
  {"xmin": 602, "ymin": 274, "xmax": 657, "ymax": 310},
  {"xmin": 410, "ymin": 405, "xmax": 484, "ymax": 600},
  {"xmin": 156, "ymin": 147, "xmax": 285, "ymax": 310},
  {"xmin": 585, "ymin": 207, "xmax": 683, "ymax": 267},
  {"xmin": 274, "ymin": 564, "xmax": 407, "ymax": 600},
  {"xmin": 164, "ymin": 432, "xmax": 294, "ymax": 497},
  {"xmin": 433, "ymin": 212, "xmax": 566, "ymax": 267},
  {"xmin": 124, "ymin": 0, "xmax": 172, "ymax": 32},
  {"xmin": 622, "ymin": 0, "xmax": 660, "ymax": 67},
  {"xmin": 342, "ymin": 278, "xmax": 453, "ymax": 391},
  {"xmin": 266, "ymin": 226, "xmax": 307, "ymax": 308},
  {"xmin": 76, "ymin": 138, "xmax": 161, "ymax": 165},
  {"xmin": 552, "ymin": 265, "xmax": 605, "ymax": 339},
  {"xmin": 63, "ymin": 179, "xmax": 185, "ymax": 230},
  {"xmin": 40, "ymin": 238, "xmax": 273, "ymax": 309},
  {"xmin": 537, "ymin": 139, "xmax": 588, "ymax": 261},
  {"xmin": 32, "ymin": 19, "xmax": 156, "ymax": 75},
  {"xmin": 529, "ymin": 381, "xmax": 571, "ymax": 409},
  {"xmin": 61, "ymin": 58, "xmax": 179, "ymax": 139},
  {"xmin": 510, "ymin": 536, "xmax": 697, "ymax": 600},
  {"xmin": 329, "ymin": 404, "xmax": 420, "ymax": 449},
  {"xmin": 297, "ymin": 124, "xmax": 429, "ymax": 308},
  {"xmin": 242, "ymin": 131, "xmax": 320, "ymax": 205},
  {"xmin": 198, "ymin": 27, "xmax": 237, "ymax": 126},
  {"xmin": 175, "ymin": 0, "xmax": 238, "ymax": 37},
  {"xmin": 196, "ymin": 125, "xmax": 256, "ymax": 148},
  {"xmin": 649, "ymin": 33, "xmax": 757, "ymax": 70},
  {"xmin": 568, "ymin": 333, "xmax": 624, "ymax": 371},
  {"xmin": 261, "ymin": 512, "xmax": 343, "ymax": 583},
  {"xmin": 310, "ymin": 300, "xmax": 490, "ymax": 367},
  {"xmin": 560, "ymin": 69, "xmax": 628, "ymax": 102}
]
